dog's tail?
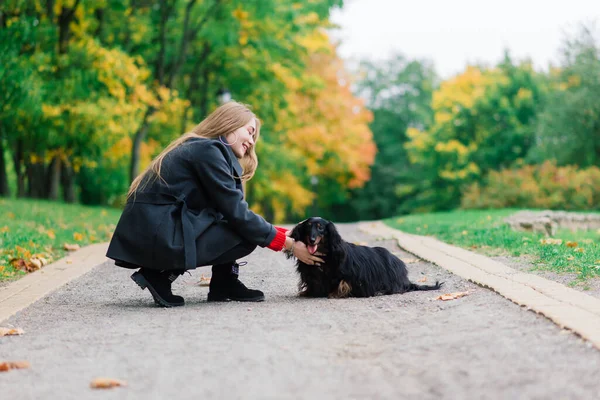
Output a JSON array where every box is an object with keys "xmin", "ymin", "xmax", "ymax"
[{"xmin": 408, "ymin": 281, "xmax": 444, "ymax": 292}]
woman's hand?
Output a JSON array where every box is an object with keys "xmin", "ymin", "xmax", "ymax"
[{"xmin": 292, "ymin": 241, "xmax": 325, "ymax": 266}]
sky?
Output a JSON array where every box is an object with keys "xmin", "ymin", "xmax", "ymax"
[{"xmin": 329, "ymin": 0, "xmax": 600, "ymax": 79}]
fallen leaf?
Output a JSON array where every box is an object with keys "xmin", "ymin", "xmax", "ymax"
[
  {"xmin": 461, "ymin": 230, "xmax": 468, "ymax": 235},
  {"xmin": 46, "ymin": 229, "xmax": 56, "ymax": 239},
  {"xmin": 0, "ymin": 226, "xmax": 9, "ymax": 233},
  {"xmin": 9, "ymin": 258, "xmax": 27, "ymax": 269},
  {"xmin": 436, "ymin": 291, "xmax": 470, "ymax": 301},
  {"xmin": 90, "ymin": 378, "xmax": 127, "ymax": 389},
  {"xmin": 29, "ymin": 258, "xmax": 42, "ymax": 270},
  {"xmin": 0, "ymin": 327, "xmax": 24, "ymax": 336},
  {"xmin": 566, "ymin": 241, "xmax": 578, "ymax": 248},
  {"xmin": 66, "ymin": 259, "xmax": 73, "ymax": 264},
  {"xmin": 73, "ymin": 233, "xmax": 84, "ymax": 242},
  {"xmin": 63, "ymin": 243, "xmax": 80, "ymax": 251},
  {"xmin": 418, "ymin": 277, "xmax": 428, "ymax": 283},
  {"xmin": 566, "ymin": 255, "xmax": 575, "ymax": 261},
  {"xmin": 539, "ymin": 238, "xmax": 563, "ymax": 245},
  {"xmin": 198, "ymin": 274, "xmax": 211, "ymax": 287},
  {"xmin": 0, "ymin": 361, "xmax": 30, "ymax": 372},
  {"xmin": 575, "ymin": 247, "xmax": 585, "ymax": 253},
  {"xmin": 9, "ymin": 258, "xmax": 39, "ymax": 272}
]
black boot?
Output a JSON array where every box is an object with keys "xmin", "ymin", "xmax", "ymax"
[
  {"xmin": 131, "ymin": 268, "xmax": 185, "ymax": 307},
  {"xmin": 207, "ymin": 262, "xmax": 265, "ymax": 302}
]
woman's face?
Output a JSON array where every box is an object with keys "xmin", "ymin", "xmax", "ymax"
[{"xmin": 225, "ymin": 118, "xmax": 257, "ymax": 159}]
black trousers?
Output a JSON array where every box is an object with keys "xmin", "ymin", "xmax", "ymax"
[
  {"xmin": 116, "ymin": 222, "xmax": 257, "ymax": 273},
  {"xmin": 195, "ymin": 221, "xmax": 257, "ymax": 269}
]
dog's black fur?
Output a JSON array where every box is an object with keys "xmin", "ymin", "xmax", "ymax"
[{"xmin": 287, "ymin": 217, "xmax": 443, "ymax": 298}]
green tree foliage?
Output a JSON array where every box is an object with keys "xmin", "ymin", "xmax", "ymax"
[
  {"xmin": 529, "ymin": 25, "xmax": 600, "ymax": 167},
  {"xmin": 404, "ymin": 54, "xmax": 544, "ymax": 211},
  {"xmin": 1, "ymin": 0, "xmax": 382, "ymax": 223},
  {"xmin": 326, "ymin": 54, "xmax": 437, "ymax": 221}
]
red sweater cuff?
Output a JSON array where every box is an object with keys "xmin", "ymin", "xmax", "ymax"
[
  {"xmin": 267, "ymin": 229, "xmax": 287, "ymax": 251},
  {"xmin": 275, "ymin": 226, "xmax": 288, "ymax": 234}
]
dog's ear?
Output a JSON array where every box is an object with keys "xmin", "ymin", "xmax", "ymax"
[
  {"xmin": 325, "ymin": 222, "xmax": 345, "ymax": 263},
  {"xmin": 289, "ymin": 223, "xmax": 303, "ymax": 241}
]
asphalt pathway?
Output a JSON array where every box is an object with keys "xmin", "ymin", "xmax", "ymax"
[{"xmin": 2, "ymin": 223, "xmax": 600, "ymax": 399}]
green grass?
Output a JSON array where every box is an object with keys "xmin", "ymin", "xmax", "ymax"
[
  {"xmin": 0, "ymin": 197, "xmax": 122, "ymax": 282},
  {"xmin": 385, "ymin": 209, "xmax": 600, "ymax": 281}
]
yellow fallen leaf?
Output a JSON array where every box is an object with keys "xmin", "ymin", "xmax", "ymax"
[
  {"xmin": 575, "ymin": 247, "xmax": 585, "ymax": 253},
  {"xmin": 0, "ymin": 226, "xmax": 9, "ymax": 233},
  {"xmin": 417, "ymin": 277, "xmax": 428, "ymax": 283},
  {"xmin": 63, "ymin": 243, "xmax": 80, "ymax": 251},
  {"xmin": 29, "ymin": 258, "xmax": 42, "ymax": 270},
  {"xmin": 436, "ymin": 291, "xmax": 470, "ymax": 301},
  {"xmin": 198, "ymin": 274, "xmax": 211, "ymax": 287},
  {"xmin": 0, "ymin": 361, "xmax": 30, "ymax": 372},
  {"xmin": 566, "ymin": 241, "xmax": 578, "ymax": 248},
  {"xmin": 90, "ymin": 378, "xmax": 127, "ymax": 389},
  {"xmin": 540, "ymin": 238, "xmax": 562, "ymax": 245},
  {"xmin": 6, "ymin": 212, "xmax": 15, "ymax": 219},
  {"xmin": 0, "ymin": 327, "xmax": 24, "ymax": 336},
  {"xmin": 66, "ymin": 259, "xmax": 73, "ymax": 264},
  {"xmin": 73, "ymin": 233, "xmax": 84, "ymax": 241},
  {"xmin": 46, "ymin": 229, "xmax": 56, "ymax": 239}
]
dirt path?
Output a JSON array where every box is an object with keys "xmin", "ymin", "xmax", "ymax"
[{"xmin": 1, "ymin": 223, "xmax": 600, "ymax": 399}]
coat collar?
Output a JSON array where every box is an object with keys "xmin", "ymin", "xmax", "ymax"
[{"xmin": 218, "ymin": 136, "xmax": 244, "ymax": 178}]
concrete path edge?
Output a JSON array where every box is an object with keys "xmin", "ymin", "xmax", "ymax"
[{"xmin": 0, "ymin": 242, "xmax": 109, "ymax": 324}]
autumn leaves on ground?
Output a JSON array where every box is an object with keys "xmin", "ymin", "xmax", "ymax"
[{"xmin": 0, "ymin": 198, "xmax": 120, "ymax": 282}]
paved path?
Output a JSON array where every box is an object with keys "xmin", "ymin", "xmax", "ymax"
[{"xmin": 2, "ymin": 223, "xmax": 600, "ymax": 399}]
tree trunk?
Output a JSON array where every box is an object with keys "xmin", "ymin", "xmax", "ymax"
[
  {"xmin": 0, "ymin": 135, "xmax": 10, "ymax": 197},
  {"xmin": 130, "ymin": 107, "xmax": 154, "ymax": 183},
  {"xmin": 155, "ymin": 0, "xmax": 174, "ymax": 86},
  {"xmin": 47, "ymin": 155, "xmax": 61, "ymax": 200},
  {"xmin": 94, "ymin": 8, "xmax": 104, "ymax": 38},
  {"xmin": 13, "ymin": 139, "xmax": 25, "ymax": 197},
  {"xmin": 57, "ymin": 0, "xmax": 80, "ymax": 54},
  {"xmin": 46, "ymin": 0, "xmax": 55, "ymax": 21},
  {"xmin": 61, "ymin": 160, "xmax": 76, "ymax": 203},
  {"xmin": 26, "ymin": 161, "xmax": 47, "ymax": 198},
  {"xmin": 198, "ymin": 66, "xmax": 211, "ymax": 119}
]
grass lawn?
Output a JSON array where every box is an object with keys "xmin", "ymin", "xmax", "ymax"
[
  {"xmin": 384, "ymin": 209, "xmax": 600, "ymax": 283},
  {"xmin": 0, "ymin": 197, "xmax": 122, "ymax": 282}
]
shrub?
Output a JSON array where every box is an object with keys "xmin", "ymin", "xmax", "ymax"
[{"xmin": 461, "ymin": 161, "xmax": 600, "ymax": 210}]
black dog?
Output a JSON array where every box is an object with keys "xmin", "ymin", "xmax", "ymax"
[{"xmin": 287, "ymin": 217, "xmax": 443, "ymax": 298}]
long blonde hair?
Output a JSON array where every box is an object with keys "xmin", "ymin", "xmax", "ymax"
[{"xmin": 127, "ymin": 101, "xmax": 261, "ymax": 198}]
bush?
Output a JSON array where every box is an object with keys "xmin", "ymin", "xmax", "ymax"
[{"xmin": 461, "ymin": 161, "xmax": 600, "ymax": 210}]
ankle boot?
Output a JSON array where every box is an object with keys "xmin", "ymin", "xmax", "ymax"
[
  {"xmin": 207, "ymin": 262, "xmax": 265, "ymax": 302},
  {"xmin": 131, "ymin": 268, "xmax": 185, "ymax": 307}
]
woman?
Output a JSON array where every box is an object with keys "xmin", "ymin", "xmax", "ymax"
[{"xmin": 106, "ymin": 101, "xmax": 324, "ymax": 307}]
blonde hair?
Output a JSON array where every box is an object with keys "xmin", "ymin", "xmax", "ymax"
[{"xmin": 127, "ymin": 101, "xmax": 261, "ymax": 198}]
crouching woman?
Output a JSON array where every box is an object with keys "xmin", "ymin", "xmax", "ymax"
[{"xmin": 106, "ymin": 101, "xmax": 323, "ymax": 307}]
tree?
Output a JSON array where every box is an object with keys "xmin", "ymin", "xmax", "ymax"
[
  {"xmin": 530, "ymin": 24, "xmax": 600, "ymax": 167},
  {"xmin": 328, "ymin": 54, "xmax": 437, "ymax": 220},
  {"xmin": 404, "ymin": 55, "xmax": 544, "ymax": 211}
]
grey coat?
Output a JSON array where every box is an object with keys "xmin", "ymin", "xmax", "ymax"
[{"xmin": 106, "ymin": 137, "xmax": 277, "ymax": 271}]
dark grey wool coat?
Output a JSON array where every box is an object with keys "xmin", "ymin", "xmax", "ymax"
[{"xmin": 106, "ymin": 136, "xmax": 277, "ymax": 271}]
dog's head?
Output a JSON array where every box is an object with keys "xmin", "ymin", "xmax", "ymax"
[{"xmin": 290, "ymin": 217, "xmax": 343, "ymax": 257}]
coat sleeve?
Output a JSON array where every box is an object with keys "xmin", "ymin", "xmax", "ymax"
[{"xmin": 185, "ymin": 141, "xmax": 281, "ymax": 248}]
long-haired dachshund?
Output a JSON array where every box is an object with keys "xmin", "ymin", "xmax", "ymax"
[{"xmin": 287, "ymin": 217, "xmax": 443, "ymax": 298}]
